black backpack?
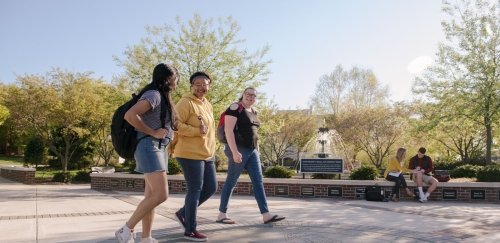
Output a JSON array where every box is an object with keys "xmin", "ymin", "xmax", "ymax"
[
  {"xmin": 111, "ymin": 89, "xmax": 167, "ymax": 160},
  {"xmin": 365, "ymin": 185, "xmax": 387, "ymax": 202}
]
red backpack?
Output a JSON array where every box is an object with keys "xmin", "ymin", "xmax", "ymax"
[{"xmin": 217, "ymin": 103, "xmax": 244, "ymax": 144}]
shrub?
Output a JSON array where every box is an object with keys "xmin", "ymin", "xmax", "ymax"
[
  {"xmin": 52, "ymin": 172, "xmax": 73, "ymax": 183},
  {"xmin": 168, "ymin": 158, "xmax": 182, "ymax": 175},
  {"xmin": 113, "ymin": 163, "xmax": 124, "ymax": 171},
  {"xmin": 463, "ymin": 157, "xmax": 487, "ymax": 166},
  {"xmin": 450, "ymin": 164, "xmax": 482, "ymax": 178},
  {"xmin": 263, "ymin": 166, "xmax": 294, "ymax": 178},
  {"xmin": 72, "ymin": 170, "xmax": 91, "ymax": 183},
  {"xmin": 434, "ymin": 156, "xmax": 488, "ymax": 171},
  {"xmin": 122, "ymin": 159, "xmax": 139, "ymax": 173},
  {"xmin": 48, "ymin": 158, "xmax": 62, "ymax": 169},
  {"xmin": 349, "ymin": 165, "xmax": 379, "ymax": 180},
  {"xmin": 24, "ymin": 136, "xmax": 47, "ymax": 167},
  {"xmin": 312, "ymin": 173, "xmax": 336, "ymax": 179},
  {"xmin": 434, "ymin": 160, "xmax": 463, "ymax": 170},
  {"xmin": 476, "ymin": 165, "xmax": 500, "ymax": 182}
]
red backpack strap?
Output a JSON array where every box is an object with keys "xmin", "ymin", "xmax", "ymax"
[{"xmin": 237, "ymin": 102, "xmax": 244, "ymax": 113}]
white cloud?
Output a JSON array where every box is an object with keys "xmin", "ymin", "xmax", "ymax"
[{"xmin": 407, "ymin": 56, "xmax": 433, "ymax": 74}]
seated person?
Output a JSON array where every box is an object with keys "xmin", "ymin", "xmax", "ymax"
[
  {"xmin": 409, "ymin": 147, "xmax": 438, "ymax": 202},
  {"xmin": 384, "ymin": 148, "xmax": 415, "ymax": 202}
]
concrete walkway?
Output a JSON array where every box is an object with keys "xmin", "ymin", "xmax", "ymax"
[{"xmin": 1, "ymin": 177, "xmax": 499, "ymax": 243}]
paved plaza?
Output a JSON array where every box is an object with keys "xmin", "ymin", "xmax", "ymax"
[{"xmin": 0, "ymin": 176, "xmax": 499, "ymax": 243}]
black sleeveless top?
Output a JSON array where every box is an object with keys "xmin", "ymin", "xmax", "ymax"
[{"xmin": 225, "ymin": 104, "xmax": 260, "ymax": 149}]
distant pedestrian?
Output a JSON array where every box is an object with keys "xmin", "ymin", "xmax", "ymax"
[
  {"xmin": 172, "ymin": 71, "xmax": 217, "ymax": 242},
  {"xmin": 216, "ymin": 87, "xmax": 285, "ymax": 225},
  {"xmin": 115, "ymin": 63, "xmax": 179, "ymax": 243}
]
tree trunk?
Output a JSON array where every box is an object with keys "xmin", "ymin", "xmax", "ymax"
[{"xmin": 485, "ymin": 122, "xmax": 492, "ymax": 164}]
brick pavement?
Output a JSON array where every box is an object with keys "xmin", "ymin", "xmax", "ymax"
[{"xmin": 0, "ymin": 177, "xmax": 499, "ymax": 242}]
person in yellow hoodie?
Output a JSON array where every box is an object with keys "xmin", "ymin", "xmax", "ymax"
[
  {"xmin": 384, "ymin": 147, "xmax": 416, "ymax": 202},
  {"xmin": 172, "ymin": 71, "xmax": 216, "ymax": 242}
]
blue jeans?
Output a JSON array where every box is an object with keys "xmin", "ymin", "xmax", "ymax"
[
  {"xmin": 176, "ymin": 158, "xmax": 217, "ymax": 233},
  {"xmin": 386, "ymin": 173, "xmax": 408, "ymax": 197},
  {"xmin": 219, "ymin": 146, "xmax": 269, "ymax": 214}
]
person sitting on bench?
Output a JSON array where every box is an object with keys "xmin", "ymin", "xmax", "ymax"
[
  {"xmin": 384, "ymin": 147, "xmax": 415, "ymax": 202},
  {"xmin": 409, "ymin": 147, "xmax": 438, "ymax": 203}
]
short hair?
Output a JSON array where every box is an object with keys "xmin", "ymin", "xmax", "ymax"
[
  {"xmin": 189, "ymin": 71, "xmax": 211, "ymax": 84},
  {"xmin": 418, "ymin": 147, "xmax": 426, "ymax": 154}
]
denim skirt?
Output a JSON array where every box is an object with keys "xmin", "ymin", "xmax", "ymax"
[{"xmin": 134, "ymin": 132, "xmax": 169, "ymax": 174}]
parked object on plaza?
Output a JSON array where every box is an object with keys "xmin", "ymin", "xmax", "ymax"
[
  {"xmin": 433, "ymin": 170, "xmax": 451, "ymax": 182},
  {"xmin": 365, "ymin": 185, "xmax": 387, "ymax": 202}
]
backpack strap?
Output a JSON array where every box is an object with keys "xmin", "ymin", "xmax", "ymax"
[
  {"xmin": 237, "ymin": 102, "xmax": 244, "ymax": 113},
  {"xmin": 231, "ymin": 102, "xmax": 244, "ymax": 115},
  {"xmin": 132, "ymin": 92, "xmax": 150, "ymax": 144}
]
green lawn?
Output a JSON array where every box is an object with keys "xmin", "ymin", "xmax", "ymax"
[
  {"xmin": 0, "ymin": 156, "xmax": 81, "ymax": 180},
  {"xmin": 0, "ymin": 156, "xmax": 24, "ymax": 166},
  {"xmin": 35, "ymin": 169, "xmax": 82, "ymax": 179}
]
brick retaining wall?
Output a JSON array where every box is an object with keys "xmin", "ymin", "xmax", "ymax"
[
  {"xmin": 90, "ymin": 173, "xmax": 500, "ymax": 203},
  {"xmin": 0, "ymin": 166, "xmax": 35, "ymax": 184}
]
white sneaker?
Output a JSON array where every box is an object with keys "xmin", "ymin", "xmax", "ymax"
[
  {"xmin": 115, "ymin": 225, "xmax": 135, "ymax": 243},
  {"xmin": 419, "ymin": 195, "xmax": 428, "ymax": 203},
  {"xmin": 141, "ymin": 237, "xmax": 158, "ymax": 243}
]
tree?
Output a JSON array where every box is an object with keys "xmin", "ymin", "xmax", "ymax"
[
  {"xmin": 414, "ymin": 0, "xmax": 500, "ymax": 164},
  {"xmin": 411, "ymin": 102, "xmax": 486, "ymax": 163},
  {"xmin": 115, "ymin": 14, "xmax": 271, "ymax": 117},
  {"xmin": 0, "ymin": 85, "xmax": 19, "ymax": 155},
  {"xmin": 0, "ymin": 105, "xmax": 9, "ymax": 126},
  {"xmin": 310, "ymin": 65, "xmax": 388, "ymax": 114},
  {"xmin": 6, "ymin": 69, "xmax": 117, "ymax": 180},
  {"xmin": 0, "ymin": 85, "xmax": 10, "ymax": 126},
  {"xmin": 256, "ymin": 102, "xmax": 281, "ymax": 166},
  {"xmin": 333, "ymin": 106, "xmax": 408, "ymax": 169},
  {"xmin": 91, "ymin": 85, "xmax": 128, "ymax": 167},
  {"xmin": 259, "ymin": 103, "xmax": 317, "ymax": 166},
  {"xmin": 434, "ymin": 120, "xmax": 486, "ymax": 162}
]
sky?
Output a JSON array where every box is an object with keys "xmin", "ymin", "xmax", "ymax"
[{"xmin": 0, "ymin": 0, "xmax": 445, "ymax": 109}]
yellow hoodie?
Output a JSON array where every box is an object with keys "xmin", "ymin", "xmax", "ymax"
[
  {"xmin": 173, "ymin": 93, "xmax": 215, "ymax": 160},
  {"xmin": 384, "ymin": 157, "xmax": 410, "ymax": 178}
]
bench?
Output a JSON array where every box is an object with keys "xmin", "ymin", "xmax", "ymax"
[{"xmin": 90, "ymin": 173, "xmax": 500, "ymax": 203}]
